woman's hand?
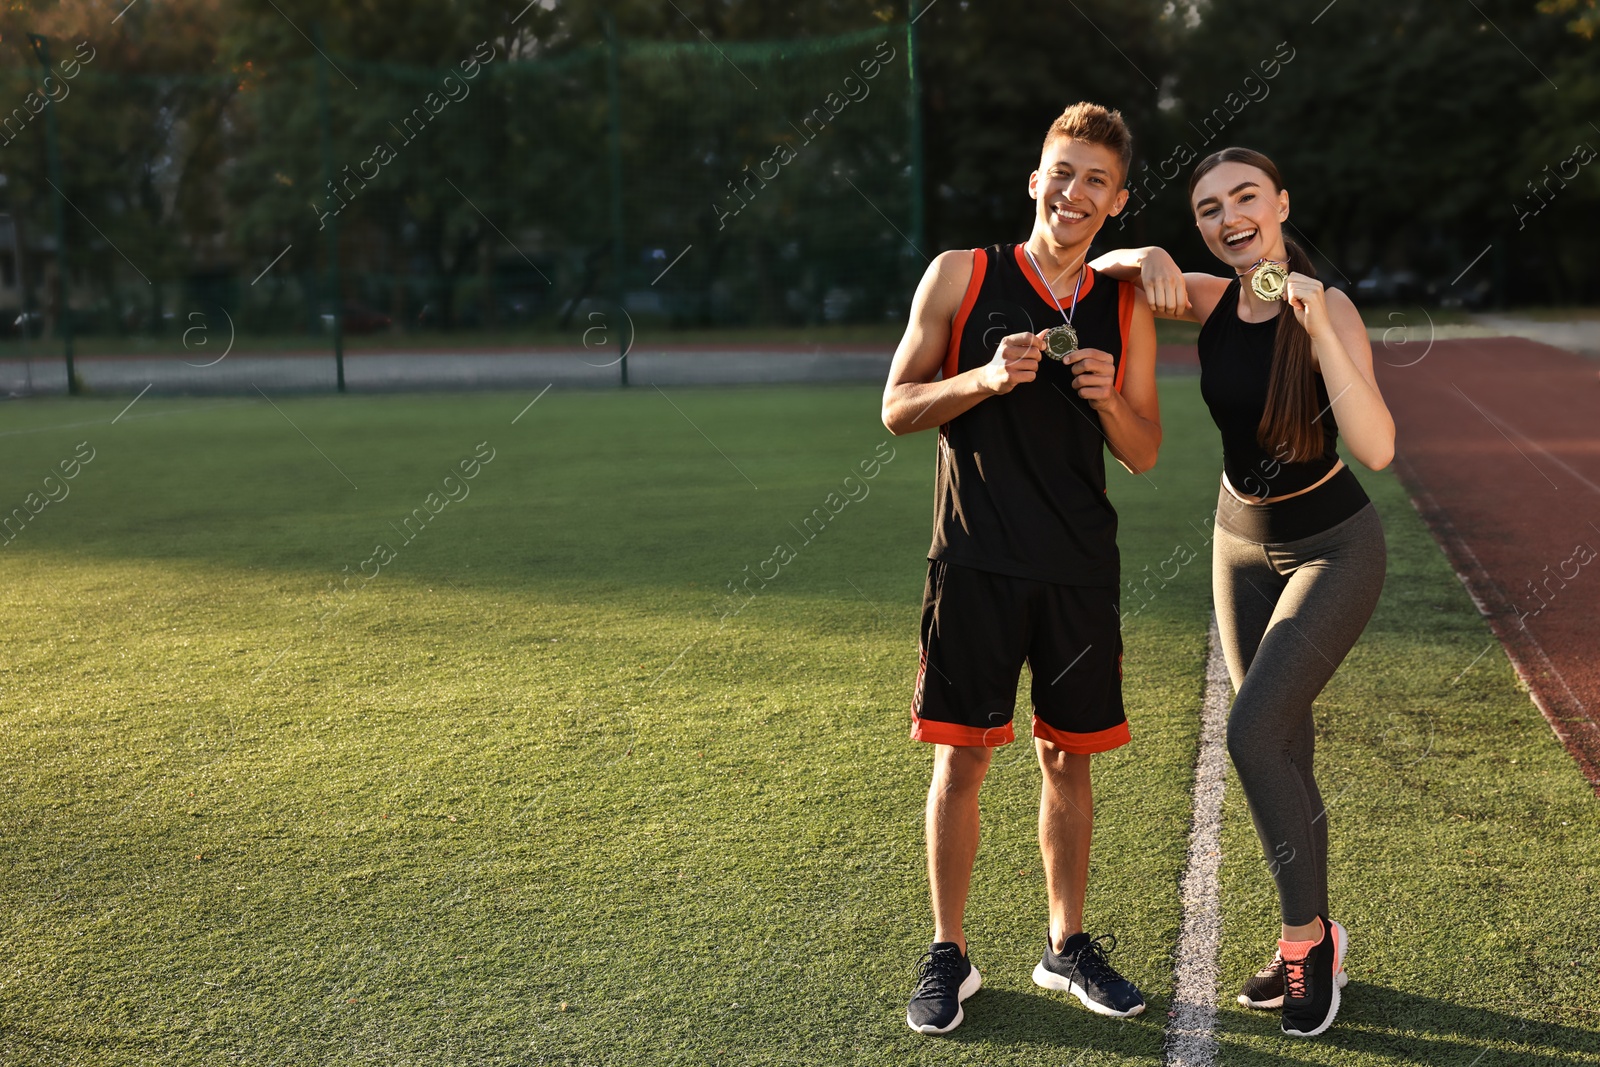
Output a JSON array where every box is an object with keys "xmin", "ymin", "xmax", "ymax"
[
  {"xmin": 1140, "ymin": 248, "xmax": 1191, "ymax": 317},
  {"xmin": 1285, "ymin": 272, "xmax": 1333, "ymax": 339}
]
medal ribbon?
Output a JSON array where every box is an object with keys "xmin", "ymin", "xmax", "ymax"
[
  {"xmin": 1024, "ymin": 246, "xmax": 1085, "ymax": 331},
  {"xmin": 1236, "ymin": 256, "xmax": 1287, "ymax": 278}
]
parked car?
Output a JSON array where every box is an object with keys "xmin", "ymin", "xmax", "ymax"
[
  {"xmin": 1437, "ymin": 277, "xmax": 1492, "ymax": 310},
  {"xmin": 320, "ymin": 303, "xmax": 393, "ymax": 334},
  {"xmin": 4, "ymin": 309, "xmax": 41, "ymax": 338},
  {"xmin": 1354, "ymin": 269, "xmax": 1424, "ymax": 304}
]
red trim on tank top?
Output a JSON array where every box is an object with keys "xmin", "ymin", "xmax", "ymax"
[
  {"xmin": 1114, "ymin": 279, "xmax": 1135, "ymax": 393},
  {"xmin": 944, "ymin": 248, "xmax": 989, "ymax": 382},
  {"xmin": 1011, "ymin": 243, "xmax": 1097, "ymax": 307}
]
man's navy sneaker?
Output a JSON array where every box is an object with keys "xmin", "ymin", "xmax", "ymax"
[
  {"xmin": 905, "ymin": 941, "xmax": 981, "ymax": 1035},
  {"xmin": 1032, "ymin": 931, "xmax": 1146, "ymax": 1018}
]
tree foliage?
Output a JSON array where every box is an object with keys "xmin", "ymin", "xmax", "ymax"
[{"xmin": 0, "ymin": 0, "xmax": 1595, "ymax": 340}]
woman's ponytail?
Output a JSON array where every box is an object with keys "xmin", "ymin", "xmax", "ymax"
[{"xmin": 1258, "ymin": 235, "xmax": 1323, "ymax": 463}]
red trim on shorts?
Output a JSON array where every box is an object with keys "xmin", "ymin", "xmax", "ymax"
[
  {"xmin": 911, "ymin": 714, "xmax": 1016, "ymax": 747},
  {"xmin": 1031, "ymin": 716, "xmax": 1130, "ymax": 754},
  {"xmin": 1114, "ymin": 279, "xmax": 1134, "ymax": 393},
  {"xmin": 943, "ymin": 248, "xmax": 988, "ymax": 383},
  {"xmin": 1011, "ymin": 244, "xmax": 1098, "ymax": 307}
]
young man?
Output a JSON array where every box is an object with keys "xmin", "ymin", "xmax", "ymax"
[{"xmin": 881, "ymin": 102, "xmax": 1161, "ymax": 1035}]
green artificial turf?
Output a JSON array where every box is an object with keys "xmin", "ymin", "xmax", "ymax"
[{"xmin": 0, "ymin": 382, "xmax": 1595, "ymax": 1065}]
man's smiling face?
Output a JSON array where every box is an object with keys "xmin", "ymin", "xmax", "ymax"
[{"xmin": 1029, "ymin": 137, "xmax": 1129, "ymax": 244}]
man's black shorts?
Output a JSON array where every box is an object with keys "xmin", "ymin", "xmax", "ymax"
[{"xmin": 910, "ymin": 559, "xmax": 1128, "ymax": 752}]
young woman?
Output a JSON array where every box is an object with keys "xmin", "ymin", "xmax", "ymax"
[{"xmin": 1093, "ymin": 146, "xmax": 1394, "ymax": 1038}]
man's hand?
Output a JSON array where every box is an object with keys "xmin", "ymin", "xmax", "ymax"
[
  {"xmin": 1068, "ymin": 347, "xmax": 1119, "ymax": 410},
  {"xmin": 981, "ymin": 332, "xmax": 1043, "ymax": 395}
]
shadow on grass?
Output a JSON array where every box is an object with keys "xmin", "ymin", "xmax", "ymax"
[
  {"xmin": 1214, "ymin": 981, "xmax": 1600, "ymax": 1064},
  {"xmin": 906, "ymin": 981, "xmax": 1600, "ymax": 1063},
  {"xmin": 929, "ymin": 986, "xmax": 1167, "ymax": 1058}
]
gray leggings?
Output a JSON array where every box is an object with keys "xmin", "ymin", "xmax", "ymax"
[{"xmin": 1213, "ymin": 502, "xmax": 1386, "ymax": 927}]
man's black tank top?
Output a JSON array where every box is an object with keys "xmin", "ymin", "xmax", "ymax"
[
  {"xmin": 928, "ymin": 243, "xmax": 1137, "ymax": 587},
  {"xmin": 1198, "ymin": 276, "xmax": 1369, "ymax": 543}
]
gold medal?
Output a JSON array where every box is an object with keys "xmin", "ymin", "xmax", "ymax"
[
  {"xmin": 1042, "ymin": 323, "xmax": 1079, "ymax": 360},
  {"xmin": 1024, "ymin": 245, "xmax": 1087, "ymax": 365},
  {"xmin": 1251, "ymin": 259, "xmax": 1290, "ymax": 302}
]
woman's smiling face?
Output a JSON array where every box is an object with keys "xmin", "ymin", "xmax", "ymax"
[{"xmin": 1190, "ymin": 160, "xmax": 1289, "ymax": 269}]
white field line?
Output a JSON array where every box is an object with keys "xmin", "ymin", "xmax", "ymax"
[{"xmin": 1162, "ymin": 614, "xmax": 1231, "ymax": 1067}]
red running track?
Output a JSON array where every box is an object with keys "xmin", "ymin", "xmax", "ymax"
[{"xmin": 1376, "ymin": 337, "xmax": 1600, "ymax": 796}]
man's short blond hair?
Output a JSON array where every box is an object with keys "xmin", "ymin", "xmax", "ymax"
[{"xmin": 1042, "ymin": 102, "xmax": 1133, "ymax": 185}]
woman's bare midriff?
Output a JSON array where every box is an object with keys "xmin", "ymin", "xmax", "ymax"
[{"xmin": 1223, "ymin": 459, "xmax": 1346, "ymax": 506}]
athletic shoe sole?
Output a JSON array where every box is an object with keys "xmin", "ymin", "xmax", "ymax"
[
  {"xmin": 1031, "ymin": 963, "xmax": 1146, "ymax": 1018},
  {"xmin": 1237, "ymin": 968, "xmax": 1347, "ymax": 1010},
  {"xmin": 905, "ymin": 965, "xmax": 982, "ymax": 1035},
  {"xmin": 1281, "ymin": 922, "xmax": 1348, "ymax": 1038}
]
